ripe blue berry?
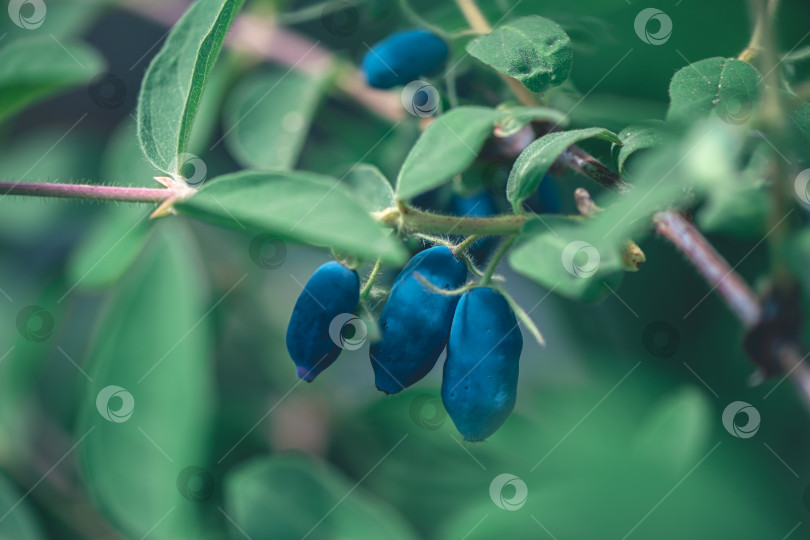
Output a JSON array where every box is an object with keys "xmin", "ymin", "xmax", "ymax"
[
  {"xmin": 451, "ymin": 192, "xmax": 498, "ymax": 262},
  {"xmin": 370, "ymin": 246, "xmax": 467, "ymax": 394},
  {"xmin": 441, "ymin": 287, "xmax": 522, "ymax": 441},
  {"xmin": 286, "ymin": 261, "xmax": 360, "ymax": 382},
  {"xmin": 361, "ymin": 30, "xmax": 449, "ymax": 89}
]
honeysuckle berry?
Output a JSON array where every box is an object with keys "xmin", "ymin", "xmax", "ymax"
[
  {"xmin": 451, "ymin": 191, "xmax": 498, "ymax": 262},
  {"xmin": 286, "ymin": 261, "xmax": 360, "ymax": 382},
  {"xmin": 442, "ymin": 287, "xmax": 522, "ymax": 441},
  {"xmin": 370, "ymin": 246, "xmax": 468, "ymax": 394},
  {"xmin": 361, "ymin": 30, "xmax": 449, "ymax": 89}
]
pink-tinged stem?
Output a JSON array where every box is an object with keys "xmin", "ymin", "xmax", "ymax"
[
  {"xmin": 654, "ymin": 210, "xmax": 762, "ymax": 327},
  {"xmin": 0, "ymin": 182, "xmax": 172, "ymax": 203}
]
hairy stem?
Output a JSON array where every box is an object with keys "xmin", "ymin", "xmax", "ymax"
[
  {"xmin": 360, "ymin": 259, "xmax": 383, "ymax": 301},
  {"xmin": 375, "ymin": 203, "xmax": 528, "ymax": 236},
  {"xmin": 0, "ymin": 182, "xmax": 177, "ymax": 203},
  {"xmin": 653, "ymin": 210, "xmax": 762, "ymax": 327}
]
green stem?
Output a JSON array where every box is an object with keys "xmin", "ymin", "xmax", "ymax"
[
  {"xmin": 375, "ymin": 203, "xmax": 529, "ymax": 236},
  {"xmin": 481, "ymin": 236, "xmax": 516, "ymax": 285},
  {"xmin": 452, "ymin": 234, "xmax": 481, "ymax": 255},
  {"xmin": 360, "ymin": 259, "xmax": 383, "ymax": 300}
]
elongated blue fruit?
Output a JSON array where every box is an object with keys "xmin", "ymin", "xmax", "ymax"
[
  {"xmin": 286, "ymin": 261, "xmax": 360, "ymax": 382},
  {"xmin": 362, "ymin": 30, "xmax": 449, "ymax": 89},
  {"xmin": 442, "ymin": 287, "xmax": 522, "ymax": 441},
  {"xmin": 371, "ymin": 246, "xmax": 467, "ymax": 394}
]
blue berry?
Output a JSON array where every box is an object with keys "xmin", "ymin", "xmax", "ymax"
[
  {"xmin": 370, "ymin": 246, "xmax": 468, "ymax": 394},
  {"xmin": 286, "ymin": 261, "xmax": 360, "ymax": 382},
  {"xmin": 441, "ymin": 287, "xmax": 522, "ymax": 441},
  {"xmin": 362, "ymin": 30, "xmax": 449, "ymax": 89}
]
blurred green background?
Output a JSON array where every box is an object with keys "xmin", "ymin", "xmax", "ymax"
[{"xmin": 0, "ymin": 0, "xmax": 809, "ymax": 538}]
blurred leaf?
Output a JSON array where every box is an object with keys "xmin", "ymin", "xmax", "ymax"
[
  {"xmin": 466, "ymin": 15, "xmax": 572, "ymax": 93},
  {"xmin": 66, "ymin": 121, "xmax": 160, "ymax": 289},
  {"xmin": 224, "ymin": 67, "xmax": 326, "ymax": 170},
  {"xmin": 79, "ymin": 224, "xmax": 213, "ymax": 540},
  {"xmin": 631, "ymin": 387, "xmax": 712, "ymax": 472},
  {"xmin": 397, "ymin": 106, "xmax": 564, "ymax": 200},
  {"xmin": 176, "ymin": 171, "xmax": 407, "ymax": 264},
  {"xmin": 224, "ymin": 455, "xmax": 418, "ymax": 540},
  {"xmin": 788, "ymin": 100, "xmax": 810, "ymax": 145},
  {"xmin": 509, "ymin": 216, "xmax": 625, "ymax": 301},
  {"xmin": 342, "ymin": 164, "xmax": 395, "ymax": 213},
  {"xmin": 0, "ymin": 472, "xmax": 45, "ymax": 539},
  {"xmin": 616, "ymin": 121, "xmax": 669, "ymax": 175},
  {"xmin": 0, "ymin": 36, "xmax": 104, "ymax": 122},
  {"xmin": 137, "ymin": 0, "xmax": 245, "ymax": 174},
  {"xmin": 506, "ymin": 127, "xmax": 620, "ymax": 211},
  {"xmin": 666, "ymin": 57, "xmax": 761, "ymax": 124}
]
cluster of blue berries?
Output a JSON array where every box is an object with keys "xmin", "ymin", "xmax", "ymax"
[{"xmin": 286, "ymin": 246, "xmax": 522, "ymax": 441}]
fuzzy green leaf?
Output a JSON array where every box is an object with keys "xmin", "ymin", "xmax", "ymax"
[
  {"xmin": 397, "ymin": 106, "xmax": 565, "ymax": 200},
  {"xmin": 506, "ymin": 127, "xmax": 620, "ymax": 211},
  {"xmin": 666, "ymin": 57, "xmax": 761, "ymax": 125},
  {"xmin": 176, "ymin": 170, "xmax": 407, "ymax": 264},
  {"xmin": 137, "ymin": 0, "xmax": 244, "ymax": 174},
  {"xmin": 616, "ymin": 122, "xmax": 669, "ymax": 175},
  {"xmin": 343, "ymin": 164, "xmax": 396, "ymax": 213},
  {"xmin": 466, "ymin": 15, "xmax": 573, "ymax": 93}
]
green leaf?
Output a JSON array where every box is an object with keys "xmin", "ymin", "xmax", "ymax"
[
  {"xmin": 176, "ymin": 171, "xmax": 407, "ymax": 264},
  {"xmin": 0, "ymin": 36, "xmax": 103, "ymax": 122},
  {"xmin": 616, "ymin": 121, "xmax": 669, "ymax": 175},
  {"xmin": 66, "ymin": 121, "xmax": 159, "ymax": 289},
  {"xmin": 79, "ymin": 224, "xmax": 213, "ymax": 540},
  {"xmin": 224, "ymin": 455, "xmax": 418, "ymax": 540},
  {"xmin": 509, "ymin": 216, "xmax": 625, "ymax": 301},
  {"xmin": 396, "ymin": 106, "xmax": 565, "ymax": 200},
  {"xmin": 466, "ymin": 15, "xmax": 572, "ymax": 93},
  {"xmin": 137, "ymin": 0, "xmax": 245, "ymax": 175},
  {"xmin": 666, "ymin": 57, "xmax": 762, "ymax": 125},
  {"xmin": 343, "ymin": 164, "xmax": 396, "ymax": 213},
  {"xmin": 506, "ymin": 127, "xmax": 620, "ymax": 211},
  {"xmin": 224, "ymin": 67, "xmax": 326, "ymax": 170},
  {"xmin": 0, "ymin": 472, "xmax": 45, "ymax": 539}
]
